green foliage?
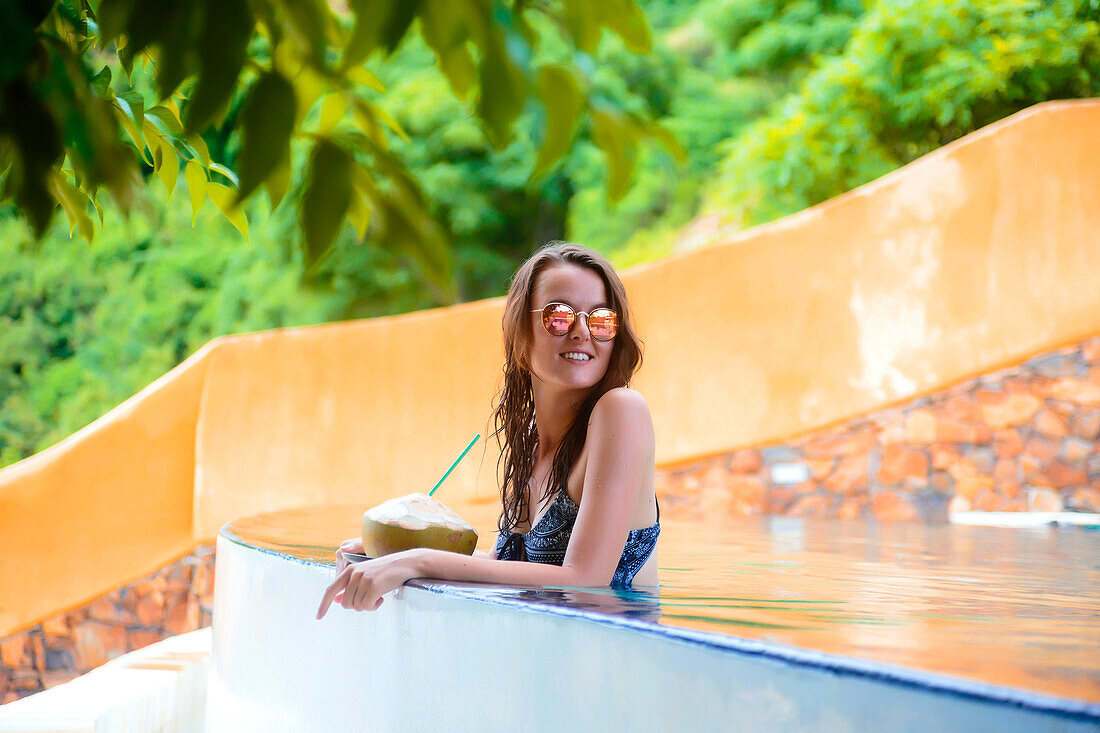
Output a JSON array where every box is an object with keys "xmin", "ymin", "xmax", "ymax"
[
  {"xmin": 4, "ymin": 0, "xmax": 1099, "ymax": 466},
  {"xmin": 707, "ymin": 0, "xmax": 1100, "ymax": 226},
  {"xmin": 0, "ymin": 0, "xmax": 668, "ymax": 299}
]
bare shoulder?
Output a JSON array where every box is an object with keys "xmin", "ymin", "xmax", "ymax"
[{"xmin": 589, "ymin": 387, "xmax": 653, "ymax": 430}]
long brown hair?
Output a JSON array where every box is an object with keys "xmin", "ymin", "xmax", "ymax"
[{"xmin": 492, "ymin": 242, "xmax": 643, "ymax": 535}]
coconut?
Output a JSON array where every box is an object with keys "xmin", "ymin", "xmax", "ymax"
[{"xmin": 361, "ymin": 493, "xmax": 478, "ymax": 557}]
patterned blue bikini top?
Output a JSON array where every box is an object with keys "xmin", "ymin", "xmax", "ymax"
[{"xmin": 493, "ymin": 489, "xmax": 660, "ymax": 588}]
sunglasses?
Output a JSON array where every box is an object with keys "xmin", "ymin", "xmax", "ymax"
[{"xmin": 530, "ymin": 302, "xmax": 619, "ymax": 342}]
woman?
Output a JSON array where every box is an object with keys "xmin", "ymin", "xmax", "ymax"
[{"xmin": 317, "ymin": 243, "xmax": 659, "ymax": 618}]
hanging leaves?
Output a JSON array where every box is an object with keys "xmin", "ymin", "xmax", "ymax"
[
  {"xmin": 236, "ymin": 71, "xmax": 296, "ymax": 202},
  {"xmin": 2, "ymin": 0, "xmax": 663, "ymax": 291},
  {"xmin": 301, "ymin": 139, "xmax": 353, "ymax": 268}
]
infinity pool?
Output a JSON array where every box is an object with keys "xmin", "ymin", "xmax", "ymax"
[{"xmin": 222, "ymin": 500, "xmax": 1100, "ymax": 715}]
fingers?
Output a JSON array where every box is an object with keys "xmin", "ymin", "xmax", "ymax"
[{"xmin": 316, "ymin": 569, "xmax": 350, "ymax": 620}]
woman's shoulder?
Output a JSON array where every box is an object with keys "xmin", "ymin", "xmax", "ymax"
[{"xmin": 589, "ymin": 387, "xmax": 653, "ymax": 428}]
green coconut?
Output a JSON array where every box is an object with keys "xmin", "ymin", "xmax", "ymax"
[{"xmin": 361, "ymin": 493, "xmax": 478, "ymax": 557}]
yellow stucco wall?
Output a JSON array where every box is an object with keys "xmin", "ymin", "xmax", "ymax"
[{"xmin": 1, "ymin": 100, "xmax": 1098, "ymax": 636}]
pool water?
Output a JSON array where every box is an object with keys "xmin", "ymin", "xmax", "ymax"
[{"xmin": 223, "ymin": 501, "xmax": 1100, "ymax": 708}]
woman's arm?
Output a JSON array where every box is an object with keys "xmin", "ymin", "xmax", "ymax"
[{"xmin": 316, "ymin": 388, "xmax": 654, "ymax": 618}]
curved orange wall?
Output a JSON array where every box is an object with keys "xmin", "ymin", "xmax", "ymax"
[{"xmin": 1, "ymin": 100, "xmax": 1099, "ymax": 636}]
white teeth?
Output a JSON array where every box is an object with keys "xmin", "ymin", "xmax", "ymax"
[{"xmin": 563, "ymin": 352, "xmax": 590, "ymax": 361}]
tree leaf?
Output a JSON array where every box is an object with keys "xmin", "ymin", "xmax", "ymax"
[
  {"xmin": 183, "ymin": 0, "xmax": 253, "ymax": 133},
  {"xmin": 209, "ymin": 162, "xmax": 238, "ymax": 187},
  {"xmin": 420, "ymin": 0, "xmax": 476, "ymax": 99},
  {"xmin": 49, "ymin": 171, "xmax": 94, "ymax": 240},
  {"xmin": 264, "ymin": 150, "xmax": 291, "ymax": 210},
  {"xmin": 343, "ymin": 0, "xmax": 421, "ymax": 68},
  {"xmin": 90, "ymin": 66, "xmax": 112, "ymax": 97},
  {"xmin": 276, "ymin": 0, "xmax": 328, "ymax": 68},
  {"xmin": 533, "ymin": 65, "xmax": 583, "ymax": 178},
  {"xmin": 345, "ymin": 66, "xmax": 385, "ymax": 92},
  {"xmin": 154, "ymin": 138, "xmax": 179, "ymax": 199},
  {"xmin": 318, "ymin": 93, "xmax": 348, "ymax": 134},
  {"xmin": 346, "ymin": 187, "xmax": 370, "ymax": 240},
  {"xmin": 146, "ymin": 105, "xmax": 183, "ymax": 135},
  {"xmin": 208, "ymin": 181, "xmax": 250, "ymax": 243},
  {"xmin": 475, "ymin": 31, "xmax": 526, "ymax": 148},
  {"xmin": 301, "ymin": 139, "xmax": 352, "ymax": 267},
  {"xmin": 237, "ymin": 71, "xmax": 296, "ymax": 202},
  {"xmin": 591, "ymin": 108, "xmax": 637, "ymax": 202},
  {"xmin": 185, "ymin": 134, "xmax": 211, "ymax": 167},
  {"xmin": 114, "ymin": 95, "xmax": 152, "ymax": 165},
  {"xmin": 184, "ymin": 159, "xmax": 206, "ymax": 224},
  {"xmin": 596, "ymin": 0, "xmax": 651, "ymax": 53}
]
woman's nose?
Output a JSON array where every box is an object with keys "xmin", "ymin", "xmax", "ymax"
[{"xmin": 570, "ymin": 313, "xmax": 592, "ymax": 340}]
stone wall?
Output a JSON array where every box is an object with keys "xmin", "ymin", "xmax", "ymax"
[
  {"xmin": 3, "ymin": 335, "xmax": 1097, "ymax": 704},
  {"xmin": 655, "ymin": 336, "xmax": 1100, "ymax": 522},
  {"xmin": 0, "ymin": 545, "xmax": 214, "ymax": 704}
]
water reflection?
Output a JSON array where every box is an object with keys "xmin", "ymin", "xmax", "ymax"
[{"xmin": 223, "ymin": 502, "xmax": 1100, "ymax": 704}]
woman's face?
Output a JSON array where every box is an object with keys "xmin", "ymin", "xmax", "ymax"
[{"xmin": 527, "ymin": 263, "xmax": 614, "ymax": 394}]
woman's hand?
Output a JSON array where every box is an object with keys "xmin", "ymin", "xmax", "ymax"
[
  {"xmin": 316, "ymin": 550, "xmax": 422, "ymax": 619},
  {"xmin": 334, "ymin": 537, "xmax": 365, "ymax": 573}
]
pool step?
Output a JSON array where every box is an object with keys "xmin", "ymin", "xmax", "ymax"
[{"xmin": 0, "ymin": 627, "xmax": 209, "ymax": 732}]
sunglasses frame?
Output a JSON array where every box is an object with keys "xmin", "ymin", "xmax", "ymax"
[{"xmin": 530, "ymin": 302, "xmax": 619, "ymax": 342}]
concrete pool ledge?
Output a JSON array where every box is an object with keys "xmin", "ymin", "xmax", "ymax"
[
  {"xmin": 209, "ymin": 515, "xmax": 1100, "ymax": 733},
  {"xmin": 950, "ymin": 511, "xmax": 1100, "ymax": 528},
  {"xmin": 0, "ymin": 627, "xmax": 209, "ymax": 732}
]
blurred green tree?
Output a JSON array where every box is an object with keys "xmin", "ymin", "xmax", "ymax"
[
  {"xmin": 0, "ymin": 0, "xmax": 668, "ymax": 300},
  {"xmin": 707, "ymin": 0, "xmax": 1100, "ymax": 227}
]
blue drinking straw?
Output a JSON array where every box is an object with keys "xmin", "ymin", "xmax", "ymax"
[{"xmin": 428, "ymin": 433, "xmax": 480, "ymax": 497}]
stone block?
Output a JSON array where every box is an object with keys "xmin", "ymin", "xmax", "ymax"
[
  {"xmin": 803, "ymin": 426, "xmax": 876, "ymax": 457},
  {"xmin": 836, "ymin": 497, "xmax": 867, "ymax": 519},
  {"xmin": 976, "ymin": 390, "xmax": 1042, "ymax": 429},
  {"xmin": 943, "ymin": 396, "xmax": 979, "ymax": 421},
  {"xmin": 43, "ymin": 636, "xmax": 74, "ymax": 671},
  {"xmin": 994, "ymin": 458, "xmax": 1019, "ymax": 484},
  {"xmin": 930, "ymin": 444, "xmax": 960, "ymax": 470},
  {"xmin": 823, "ymin": 456, "xmax": 868, "ymax": 495},
  {"xmin": 1070, "ymin": 409, "xmax": 1100, "ymax": 440},
  {"xmin": 134, "ymin": 592, "xmax": 165, "ymax": 628},
  {"xmin": 729, "ymin": 449, "xmax": 763, "ymax": 473},
  {"xmin": 1026, "ymin": 487, "xmax": 1065, "ymax": 512},
  {"xmin": 877, "ymin": 445, "xmax": 929, "ymax": 486},
  {"xmin": 788, "ymin": 494, "xmax": 829, "ymax": 518},
  {"xmin": 1083, "ymin": 337, "xmax": 1100, "ymax": 364},
  {"xmin": 935, "ymin": 416, "xmax": 973, "ymax": 444},
  {"xmin": 872, "ymin": 491, "xmax": 919, "ymax": 521},
  {"xmin": 993, "ymin": 430, "xmax": 1025, "ymax": 458},
  {"xmin": 73, "ymin": 623, "xmax": 127, "ymax": 671},
  {"xmin": 904, "ymin": 409, "xmax": 938, "ymax": 444},
  {"xmin": 955, "ymin": 475, "xmax": 995, "ymax": 501},
  {"xmin": 1068, "ymin": 488, "xmax": 1100, "ymax": 512},
  {"xmin": 1050, "ymin": 377, "xmax": 1100, "ymax": 406},
  {"xmin": 1061, "ymin": 437, "xmax": 1094, "ymax": 464},
  {"xmin": 973, "ymin": 490, "xmax": 1004, "ymax": 512},
  {"xmin": 767, "ymin": 488, "xmax": 797, "ymax": 514},
  {"xmin": 1033, "ymin": 409, "xmax": 1069, "ymax": 439},
  {"xmin": 727, "ymin": 475, "xmax": 768, "ymax": 515},
  {"xmin": 1034, "ymin": 461, "xmax": 1088, "ymax": 489},
  {"xmin": 127, "ymin": 629, "xmax": 165, "ymax": 651},
  {"xmin": 1024, "ymin": 436, "xmax": 1057, "ymax": 464},
  {"xmin": 878, "ymin": 422, "xmax": 906, "ymax": 444},
  {"xmin": 0, "ymin": 635, "xmax": 29, "ymax": 668},
  {"xmin": 88, "ymin": 598, "xmax": 138, "ymax": 626},
  {"xmin": 30, "ymin": 635, "xmax": 45, "ymax": 674},
  {"xmin": 804, "ymin": 457, "xmax": 835, "ymax": 480},
  {"xmin": 40, "ymin": 614, "xmax": 70, "ymax": 638},
  {"xmin": 9, "ymin": 669, "xmax": 41, "ymax": 693},
  {"xmin": 41, "ymin": 669, "xmax": 79, "ymax": 690}
]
